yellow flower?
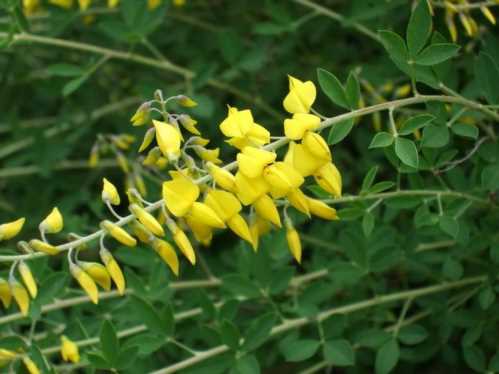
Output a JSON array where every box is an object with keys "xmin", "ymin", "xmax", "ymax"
[
  {"xmin": 0, "ymin": 348, "xmax": 17, "ymax": 364},
  {"xmin": 100, "ymin": 221, "xmax": 137, "ymax": 247},
  {"xmin": 237, "ymin": 147, "xmax": 276, "ymax": 178},
  {"xmin": 249, "ymin": 215, "xmax": 271, "ymax": 251},
  {"xmin": 10, "ymin": 281, "xmax": 30, "ymax": 316},
  {"xmin": 219, "ymin": 106, "xmax": 270, "ymax": 150},
  {"xmin": 193, "ymin": 146, "xmax": 222, "ymax": 164},
  {"xmin": 162, "ymin": 173, "xmax": 199, "ymax": 217},
  {"xmin": 167, "ymin": 223, "xmax": 196, "ymax": 265},
  {"xmin": 153, "ymin": 120, "xmax": 182, "ymax": 161},
  {"xmin": 107, "ymin": 0, "xmax": 119, "ymax": 8},
  {"xmin": 40, "ymin": 207, "xmax": 63, "ymax": 234},
  {"xmin": 302, "ymin": 132, "xmax": 331, "ymax": 162},
  {"xmin": 314, "ymin": 162, "xmax": 342, "ymax": 197},
  {"xmin": 283, "ymin": 75, "xmax": 316, "ymax": 114},
  {"xmin": 0, "ymin": 218, "xmax": 25, "ymax": 241},
  {"xmin": 130, "ymin": 102, "xmax": 151, "ymax": 126},
  {"xmin": 173, "ymin": 0, "xmax": 186, "ymax": 7},
  {"xmin": 285, "ymin": 141, "xmax": 326, "ymax": 177},
  {"xmin": 130, "ymin": 204, "xmax": 165, "ymax": 236},
  {"xmin": 18, "ymin": 262, "xmax": 37, "ymax": 298},
  {"xmin": 178, "ymin": 95, "xmax": 197, "ymax": 107},
  {"xmin": 0, "ymin": 279, "xmax": 12, "ymax": 308},
  {"xmin": 100, "ymin": 248, "xmax": 126, "ymax": 295},
  {"xmin": 286, "ymin": 188, "xmax": 310, "ymax": 216},
  {"xmin": 102, "ymin": 178, "xmax": 120, "ymax": 206},
  {"xmin": 61, "ymin": 335, "xmax": 80, "ymax": 363},
  {"xmin": 23, "ymin": 0, "xmax": 39, "ymax": 15},
  {"xmin": 481, "ymin": 6, "xmax": 496, "ymax": 25},
  {"xmin": 185, "ymin": 216, "xmax": 213, "ymax": 246},
  {"xmin": 206, "ymin": 162, "xmax": 236, "ymax": 191},
  {"xmin": 139, "ymin": 128, "xmax": 156, "ymax": 153},
  {"xmin": 178, "ymin": 115, "xmax": 200, "ymax": 135},
  {"xmin": 22, "ymin": 357, "xmax": 40, "ymax": 374},
  {"xmin": 49, "ymin": 0, "xmax": 73, "ymax": 9},
  {"xmin": 187, "ymin": 202, "xmax": 226, "ymax": 229},
  {"xmin": 234, "ymin": 172, "xmax": 269, "ymax": 205},
  {"xmin": 130, "ymin": 220, "xmax": 153, "ymax": 244},
  {"xmin": 205, "ymin": 190, "xmax": 252, "ymax": 244},
  {"xmin": 285, "ymin": 221, "xmax": 302, "ymax": 264},
  {"xmin": 263, "ymin": 162, "xmax": 304, "ymax": 198},
  {"xmin": 307, "ymin": 197, "xmax": 338, "ymax": 220},
  {"xmin": 284, "ymin": 113, "xmax": 321, "ymax": 140},
  {"xmin": 148, "ymin": 0, "xmax": 161, "ymax": 10},
  {"xmin": 151, "ymin": 238, "xmax": 179, "ymax": 276},
  {"xmin": 253, "ymin": 194, "xmax": 281, "ymax": 227},
  {"xmin": 70, "ymin": 264, "xmax": 99, "ymax": 304},
  {"xmin": 79, "ymin": 262, "xmax": 111, "ymax": 291},
  {"xmin": 29, "ymin": 239, "xmax": 60, "ymax": 255},
  {"xmin": 78, "ymin": 0, "xmax": 91, "ymax": 10}
]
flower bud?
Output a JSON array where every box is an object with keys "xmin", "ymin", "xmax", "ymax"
[
  {"xmin": 139, "ymin": 127, "xmax": 156, "ymax": 153},
  {"xmin": 253, "ymin": 194, "xmax": 281, "ymax": 227},
  {"xmin": 88, "ymin": 144, "xmax": 99, "ymax": 167},
  {"xmin": 227, "ymin": 214, "xmax": 253, "ymax": 246},
  {"xmin": 10, "ymin": 280, "xmax": 30, "ymax": 316},
  {"xmin": 177, "ymin": 95, "xmax": 197, "ymax": 107},
  {"xmin": 0, "ymin": 278, "xmax": 12, "ymax": 308},
  {"xmin": 151, "ymin": 238, "xmax": 179, "ymax": 276},
  {"xmin": 143, "ymin": 147, "xmax": 162, "ymax": 166},
  {"xmin": 285, "ymin": 221, "xmax": 302, "ymax": 264},
  {"xmin": 129, "ymin": 204, "xmax": 165, "ymax": 236},
  {"xmin": 283, "ymin": 75, "xmax": 316, "ymax": 114},
  {"xmin": 100, "ymin": 248, "xmax": 125, "ymax": 295},
  {"xmin": 178, "ymin": 114, "xmax": 200, "ymax": 135},
  {"xmin": 70, "ymin": 264, "xmax": 98, "ymax": 304},
  {"xmin": 130, "ymin": 102, "xmax": 151, "ymax": 126},
  {"xmin": 153, "ymin": 120, "xmax": 181, "ymax": 161},
  {"xmin": 0, "ymin": 348, "xmax": 16, "ymax": 362},
  {"xmin": 302, "ymin": 132, "xmax": 331, "ymax": 162},
  {"xmin": 185, "ymin": 216, "xmax": 212, "ymax": 246},
  {"xmin": 168, "ymin": 224, "xmax": 196, "ymax": 265},
  {"xmin": 22, "ymin": 357, "xmax": 40, "ymax": 374},
  {"xmin": 307, "ymin": 197, "xmax": 338, "ymax": 220},
  {"xmin": 18, "ymin": 261, "xmax": 37, "ymax": 298},
  {"xmin": 61, "ymin": 335, "xmax": 80, "ymax": 363},
  {"xmin": 287, "ymin": 188, "xmax": 310, "ymax": 216},
  {"xmin": 314, "ymin": 162, "xmax": 342, "ymax": 197},
  {"xmin": 79, "ymin": 262, "xmax": 111, "ymax": 291},
  {"xmin": 29, "ymin": 239, "xmax": 60, "ymax": 255},
  {"xmin": 0, "ymin": 218, "xmax": 25, "ymax": 241},
  {"xmin": 207, "ymin": 162, "xmax": 236, "ymax": 192},
  {"xmin": 39, "ymin": 207, "xmax": 63, "ymax": 234},
  {"xmin": 100, "ymin": 221, "xmax": 137, "ymax": 247},
  {"xmin": 284, "ymin": 113, "xmax": 320, "ymax": 140},
  {"xmin": 102, "ymin": 178, "xmax": 120, "ymax": 206}
]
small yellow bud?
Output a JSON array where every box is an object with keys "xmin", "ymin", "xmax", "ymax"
[
  {"xmin": 0, "ymin": 348, "xmax": 17, "ymax": 362},
  {"xmin": 18, "ymin": 262, "xmax": 37, "ymax": 298},
  {"xmin": 307, "ymin": 197, "xmax": 338, "ymax": 220},
  {"xmin": 314, "ymin": 162, "xmax": 342, "ymax": 197},
  {"xmin": 151, "ymin": 239, "xmax": 179, "ymax": 276},
  {"xmin": 22, "ymin": 357, "xmax": 40, "ymax": 374},
  {"xmin": 100, "ymin": 221, "xmax": 137, "ymax": 247},
  {"xmin": 88, "ymin": 144, "xmax": 99, "ymax": 167},
  {"xmin": 0, "ymin": 218, "xmax": 25, "ymax": 241},
  {"xmin": 130, "ymin": 204, "xmax": 165, "ymax": 236},
  {"xmin": 139, "ymin": 127, "xmax": 156, "ymax": 153},
  {"xmin": 116, "ymin": 153, "xmax": 130, "ymax": 173},
  {"xmin": 131, "ymin": 102, "xmax": 150, "ymax": 126},
  {"xmin": 0, "ymin": 278, "xmax": 12, "ymax": 308},
  {"xmin": 40, "ymin": 207, "xmax": 63, "ymax": 234},
  {"xmin": 227, "ymin": 214, "xmax": 253, "ymax": 246},
  {"xmin": 287, "ymin": 188, "xmax": 310, "ymax": 216},
  {"xmin": 177, "ymin": 95, "xmax": 197, "ymax": 107},
  {"xmin": 173, "ymin": 0, "xmax": 186, "ymax": 7},
  {"xmin": 143, "ymin": 147, "xmax": 162, "ymax": 166},
  {"xmin": 480, "ymin": 6, "xmax": 496, "ymax": 25},
  {"xmin": 70, "ymin": 264, "xmax": 99, "ymax": 304},
  {"xmin": 100, "ymin": 248, "xmax": 126, "ymax": 295},
  {"xmin": 285, "ymin": 222, "xmax": 302, "ymax": 264},
  {"xmin": 207, "ymin": 162, "xmax": 236, "ymax": 191},
  {"xmin": 193, "ymin": 146, "xmax": 222, "ymax": 164},
  {"xmin": 102, "ymin": 178, "xmax": 120, "ymax": 206},
  {"xmin": 178, "ymin": 115, "xmax": 200, "ymax": 135},
  {"xmin": 29, "ymin": 239, "xmax": 60, "ymax": 255},
  {"xmin": 61, "ymin": 335, "xmax": 80, "ymax": 363},
  {"xmin": 254, "ymin": 194, "xmax": 281, "ymax": 227},
  {"xmin": 130, "ymin": 220, "xmax": 153, "ymax": 244},
  {"xmin": 394, "ymin": 84, "xmax": 412, "ymax": 98},
  {"xmin": 10, "ymin": 281, "xmax": 30, "ymax": 316},
  {"xmin": 79, "ymin": 262, "xmax": 111, "ymax": 291},
  {"xmin": 169, "ymin": 225, "xmax": 196, "ymax": 265}
]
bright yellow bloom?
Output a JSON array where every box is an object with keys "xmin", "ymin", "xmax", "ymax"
[
  {"xmin": 187, "ymin": 202, "xmax": 226, "ymax": 228},
  {"xmin": 185, "ymin": 216, "xmax": 213, "ymax": 246},
  {"xmin": 102, "ymin": 178, "xmax": 120, "ymax": 206},
  {"xmin": 70, "ymin": 264, "xmax": 98, "ymax": 304},
  {"xmin": 153, "ymin": 120, "xmax": 182, "ymax": 161},
  {"xmin": 287, "ymin": 188, "xmax": 310, "ymax": 216},
  {"xmin": 0, "ymin": 218, "xmax": 25, "ymax": 241},
  {"xmin": 10, "ymin": 281, "xmax": 30, "ymax": 316},
  {"xmin": 285, "ymin": 222, "xmax": 302, "ymax": 264},
  {"xmin": 219, "ymin": 106, "xmax": 270, "ymax": 150},
  {"xmin": 107, "ymin": 0, "xmax": 119, "ymax": 8},
  {"xmin": 237, "ymin": 147, "xmax": 276, "ymax": 178},
  {"xmin": 285, "ymin": 141, "xmax": 326, "ymax": 177},
  {"xmin": 178, "ymin": 115, "xmax": 200, "ymax": 135},
  {"xmin": 29, "ymin": 239, "xmax": 59, "ymax": 255},
  {"xmin": 61, "ymin": 335, "xmax": 80, "ymax": 363},
  {"xmin": 23, "ymin": 0, "xmax": 39, "ymax": 15},
  {"xmin": 78, "ymin": 0, "xmax": 91, "ymax": 10},
  {"xmin": 167, "ymin": 224, "xmax": 196, "ymax": 265},
  {"xmin": 79, "ymin": 262, "xmax": 111, "ymax": 291},
  {"xmin": 130, "ymin": 220, "xmax": 153, "ymax": 244},
  {"xmin": 314, "ymin": 162, "xmax": 342, "ymax": 197},
  {"xmin": 283, "ymin": 75, "xmax": 316, "ymax": 114},
  {"xmin": 18, "ymin": 262, "xmax": 37, "ymax": 298},
  {"xmin": 148, "ymin": 0, "xmax": 161, "ymax": 10},
  {"xmin": 130, "ymin": 204, "xmax": 165, "ymax": 236},
  {"xmin": 100, "ymin": 221, "xmax": 137, "ymax": 247},
  {"xmin": 234, "ymin": 172, "xmax": 269, "ymax": 205},
  {"xmin": 207, "ymin": 162, "xmax": 236, "ymax": 191},
  {"xmin": 22, "ymin": 357, "xmax": 40, "ymax": 374},
  {"xmin": 0, "ymin": 279, "xmax": 12, "ymax": 308},
  {"xmin": 302, "ymin": 132, "xmax": 331, "ymax": 162},
  {"xmin": 284, "ymin": 113, "xmax": 321, "ymax": 140},
  {"xmin": 152, "ymin": 238, "xmax": 179, "ymax": 275},
  {"xmin": 162, "ymin": 173, "xmax": 199, "ymax": 217},
  {"xmin": 307, "ymin": 197, "xmax": 338, "ymax": 220},
  {"xmin": 49, "ymin": 0, "xmax": 73, "ymax": 9},
  {"xmin": 100, "ymin": 248, "xmax": 125, "ymax": 295},
  {"xmin": 263, "ymin": 162, "xmax": 304, "ymax": 198},
  {"xmin": 40, "ymin": 207, "xmax": 63, "ymax": 234},
  {"xmin": 253, "ymin": 194, "xmax": 281, "ymax": 227}
]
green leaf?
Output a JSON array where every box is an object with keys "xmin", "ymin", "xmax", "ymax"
[
  {"xmin": 463, "ymin": 346, "xmax": 486, "ymax": 372},
  {"xmin": 354, "ymin": 328, "xmax": 391, "ymax": 349},
  {"xmin": 375, "ymin": 339, "xmax": 400, "ymax": 374},
  {"xmin": 406, "ymin": 0, "xmax": 432, "ymax": 56},
  {"xmin": 327, "ymin": 118, "xmax": 354, "ymax": 145},
  {"xmin": 475, "ymin": 52, "xmax": 499, "ymax": 104},
  {"xmin": 280, "ymin": 339, "xmax": 320, "ymax": 362},
  {"xmin": 378, "ymin": 30, "xmax": 408, "ymax": 63},
  {"xmin": 222, "ymin": 274, "xmax": 261, "ymax": 298},
  {"xmin": 398, "ymin": 114, "xmax": 435, "ymax": 135},
  {"xmin": 345, "ymin": 72, "xmax": 360, "ymax": 109},
  {"xmin": 439, "ymin": 215, "xmax": 459, "ymax": 238},
  {"xmin": 452, "ymin": 123, "xmax": 478, "ymax": 139},
  {"xmin": 129, "ymin": 295, "xmax": 167, "ymax": 335},
  {"xmin": 421, "ymin": 125, "xmax": 449, "ymax": 148},
  {"xmin": 478, "ymin": 287, "xmax": 496, "ymax": 310},
  {"xmin": 394, "ymin": 137, "xmax": 419, "ymax": 168},
  {"xmin": 87, "ymin": 353, "xmax": 111, "ymax": 369},
  {"xmin": 337, "ymin": 207, "xmax": 364, "ymax": 220},
  {"xmin": 481, "ymin": 165, "xmax": 499, "ymax": 191},
  {"xmin": 398, "ymin": 325, "xmax": 428, "ymax": 345},
  {"xmin": 323, "ymin": 339, "xmax": 355, "ymax": 366},
  {"xmin": 361, "ymin": 166, "xmax": 378, "ymax": 193},
  {"xmin": 362, "ymin": 212, "xmax": 375, "ymax": 237},
  {"xmin": 442, "ymin": 256, "xmax": 463, "ymax": 280},
  {"xmin": 369, "ymin": 181, "xmax": 396, "ymax": 194},
  {"xmin": 116, "ymin": 346, "xmax": 139, "ymax": 370},
  {"xmin": 62, "ymin": 75, "xmax": 88, "ymax": 97},
  {"xmin": 242, "ymin": 313, "xmax": 277, "ymax": 351},
  {"xmin": 414, "ymin": 43, "xmax": 460, "ymax": 65},
  {"xmin": 317, "ymin": 68, "xmax": 349, "ymax": 109},
  {"xmin": 219, "ymin": 319, "xmax": 240, "ymax": 350},
  {"xmin": 37, "ymin": 272, "xmax": 68, "ymax": 304},
  {"xmin": 235, "ymin": 354, "xmax": 260, "ymax": 374},
  {"xmin": 369, "ymin": 132, "xmax": 394, "ymax": 148},
  {"xmin": 46, "ymin": 63, "xmax": 85, "ymax": 77},
  {"xmin": 100, "ymin": 320, "xmax": 119, "ymax": 365}
]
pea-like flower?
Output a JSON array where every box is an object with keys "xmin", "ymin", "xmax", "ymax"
[
  {"xmin": 153, "ymin": 120, "xmax": 182, "ymax": 161},
  {"xmin": 0, "ymin": 278, "xmax": 12, "ymax": 308},
  {"xmin": 78, "ymin": 262, "xmax": 111, "ymax": 291},
  {"xmin": 40, "ymin": 207, "xmax": 63, "ymax": 234},
  {"xmin": 61, "ymin": 335, "xmax": 80, "ymax": 363},
  {"xmin": 283, "ymin": 75, "xmax": 316, "ymax": 114},
  {"xmin": 284, "ymin": 113, "xmax": 321, "ymax": 140},
  {"xmin": 70, "ymin": 263, "xmax": 99, "ymax": 304},
  {"xmin": 237, "ymin": 147, "xmax": 276, "ymax": 178},
  {"xmin": 100, "ymin": 248, "xmax": 126, "ymax": 294},
  {"xmin": 102, "ymin": 178, "xmax": 121, "ymax": 206},
  {"xmin": 0, "ymin": 218, "xmax": 25, "ymax": 241},
  {"xmin": 100, "ymin": 221, "xmax": 137, "ymax": 247},
  {"xmin": 151, "ymin": 238, "xmax": 180, "ymax": 276},
  {"xmin": 18, "ymin": 262, "xmax": 37, "ymax": 298},
  {"xmin": 219, "ymin": 106, "xmax": 270, "ymax": 149},
  {"xmin": 129, "ymin": 204, "xmax": 165, "ymax": 236}
]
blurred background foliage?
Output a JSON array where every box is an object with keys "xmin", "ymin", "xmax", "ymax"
[{"xmin": 1, "ymin": 0, "xmax": 499, "ymax": 373}]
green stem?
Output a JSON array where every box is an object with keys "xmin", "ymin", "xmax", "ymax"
[{"xmin": 0, "ymin": 159, "xmax": 118, "ymax": 178}]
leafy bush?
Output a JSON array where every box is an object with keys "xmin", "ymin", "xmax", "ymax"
[{"xmin": 1, "ymin": 0, "xmax": 499, "ymax": 373}]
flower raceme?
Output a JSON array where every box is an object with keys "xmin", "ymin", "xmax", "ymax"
[{"xmin": 1, "ymin": 75, "xmax": 342, "ymax": 319}]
